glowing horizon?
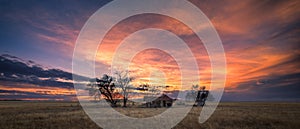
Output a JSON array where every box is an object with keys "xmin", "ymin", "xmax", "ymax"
[{"xmin": 0, "ymin": 0, "xmax": 299, "ymax": 101}]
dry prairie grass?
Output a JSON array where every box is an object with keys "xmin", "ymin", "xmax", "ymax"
[{"xmin": 0, "ymin": 101, "xmax": 299, "ymax": 129}]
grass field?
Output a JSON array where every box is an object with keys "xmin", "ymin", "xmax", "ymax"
[{"xmin": 0, "ymin": 101, "xmax": 299, "ymax": 129}]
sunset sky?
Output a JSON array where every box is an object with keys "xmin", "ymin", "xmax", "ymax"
[{"xmin": 0, "ymin": 0, "xmax": 299, "ymax": 101}]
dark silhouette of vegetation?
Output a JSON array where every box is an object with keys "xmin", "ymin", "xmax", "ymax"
[
  {"xmin": 114, "ymin": 70, "xmax": 135, "ymax": 107},
  {"xmin": 136, "ymin": 83, "xmax": 149, "ymax": 91},
  {"xmin": 195, "ymin": 86, "xmax": 209, "ymax": 107},
  {"xmin": 185, "ymin": 85, "xmax": 211, "ymax": 106},
  {"xmin": 87, "ymin": 74, "xmax": 118, "ymax": 107},
  {"xmin": 185, "ymin": 84, "xmax": 199, "ymax": 101}
]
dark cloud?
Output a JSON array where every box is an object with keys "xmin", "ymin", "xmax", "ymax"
[
  {"xmin": 0, "ymin": 54, "xmax": 89, "ymax": 88},
  {"xmin": 0, "ymin": 90, "xmax": 76, "ymax": 101},
  {"xmin": 0, "ymin": 0, "xmax": 299, "ymax": 102},
  {"xmin": 223, "ymin": 73, "xmax": 300, "ymax": 101}
]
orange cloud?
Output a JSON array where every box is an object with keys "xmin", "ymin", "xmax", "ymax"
[
  {"xmin": 17, "ymin": 0, "xmax": 298, "ymax": 97},
  {"xmin": 95, "ymin": 13, "xmax": 212, "ymax": 90},
  {"xmin": 0, "ymin": 83, "xmax": 75, "ymax": 96},
  {"xmin": 129, "ymin": 49, "xmax": 181, "ymax": 89}
]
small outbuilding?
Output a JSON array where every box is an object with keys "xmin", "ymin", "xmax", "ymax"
[{"xmin": 144, "ymin": 94, "xmax": 175, "ymax": 108}]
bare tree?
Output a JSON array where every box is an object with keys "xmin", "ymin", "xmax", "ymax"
[
  {"xmin": 87, "ymin": 74, "xmax": 118, "ymax": 107},
  {"xmin": 195, "ymin": 86, "xmax": 209, "ymax": 107},
  {"xmin": 86, "ymin": 81, "xmax": 101, "ymax": 101},
  {"xmin": 114, "ymin": 70, "xmax": 134, "ymax": 107},
  {"xmin": 185, "ymin": 84, "xmax": 199, "ymax": 101},
  {"xmin": 192, "ymin": 84, "xmax": 199, "ymax": 91}
]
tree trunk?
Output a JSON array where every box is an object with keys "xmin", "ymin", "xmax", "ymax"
[
  {"xmin": 111, "ymin": 101, "xmax": 117, "ymax": 107},
  {"xmin": 123, "ymin": 97, "xmax": 127, "ymax": 107}
]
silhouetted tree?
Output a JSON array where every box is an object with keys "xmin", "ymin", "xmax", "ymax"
[
  {"xmin": 86, "ymin": 79, "xmax": 101, "ymax": 101},
  {"xmin": 87, "ymin": 74, "xmax": 118, "ymax": 107},
  {"xmin": 114, "ymin": 70, "xmax": 134, "ymax": 107},
  {"xmin": 196, "ymin": 86, "xmax": 209, "ymax": 107},
  {"xmin": 185, "ymin": 84, "xmax": 199, "ymax": 101}
]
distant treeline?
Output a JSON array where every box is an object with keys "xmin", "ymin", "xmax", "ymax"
[{"xmin": 0, "ymin": 99, "xmax": 23, "ymax": 101}]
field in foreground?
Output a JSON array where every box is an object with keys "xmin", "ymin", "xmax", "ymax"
[{"xmin": 0, "ymin": 101, "xmax": 299, "ymax": 129}]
